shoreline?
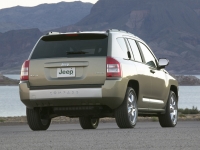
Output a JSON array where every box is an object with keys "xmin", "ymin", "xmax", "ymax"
[
  {"xmin": 1, "ymin": 74, "xmax": 200, "ymax": 86},
  {"xmin": 0, "ymin": 114, "xmax": 199, "ymax": 126},
  {"xmin": 0, "ymin": 74, "xmax": 19, "ymax": 85}
]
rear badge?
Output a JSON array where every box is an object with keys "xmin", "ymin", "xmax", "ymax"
[{"xmin": 61, "ymin": 63, "xmax": 69, "ymax": 66}]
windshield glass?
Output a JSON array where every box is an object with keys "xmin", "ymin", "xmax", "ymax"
[{"xmin": 31, "ymin": 34, "xmax": 108, "ymax": 59}]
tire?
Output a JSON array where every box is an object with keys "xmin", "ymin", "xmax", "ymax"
[
  {"xmin": 115, "ymin": 87, "xmax": 138, "ymax": 128},
  {"xmin": 26, "ymin": 107, "xmax": 51, "ymax": 131},
  {"xmin": 79, "ymin": 117, "xmax": 99, "ymax": 129},
  {"xmin": 159, "ymin": 91, "xmax": 178, "ymax": 127}
]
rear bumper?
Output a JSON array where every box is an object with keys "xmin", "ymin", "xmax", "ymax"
[
  {"xmin": 19, "ymin": 79, "xmax": 127, "ymax": 109},
  {"xmin": 29, "ymin": 88, "xmax": 102, "ymax": 100}
]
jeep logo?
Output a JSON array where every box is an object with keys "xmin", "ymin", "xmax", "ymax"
[
  {"xmin": 58, "ymin": 68, "xmax": 73, "ymax": 75},
  {"xmin": 61, "ymin": 63, "xmax": 69, "ymax": 66}
]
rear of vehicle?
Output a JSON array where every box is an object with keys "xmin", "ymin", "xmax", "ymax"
[
  {"xmin": 19, "ymin": 32, "xmax": 126, "ymax": 130},
  {"xmin": 19, "ymin": 30, "xmax": 178, "ymax": 131}
]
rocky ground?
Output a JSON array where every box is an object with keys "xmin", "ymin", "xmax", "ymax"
[{"xmin": 0, "ymin": 114, "xmax": 199, "ymax": 126}]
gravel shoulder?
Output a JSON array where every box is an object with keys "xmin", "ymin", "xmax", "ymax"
[{"xmin": 0, "ymin": 114, "xmax": 199, "ymax": 126}]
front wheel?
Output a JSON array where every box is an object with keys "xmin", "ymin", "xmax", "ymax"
[
  {"xmin": 79, "ymin": 117, "xmax": 99, "ymax": 129},
  {"xmin": 115, "ymin": 87, "xmax": 138, "ymax": 128},
  {"xmin": 26, "ymin": 107, "xmax": 51, "ymax": 131},
  {"xmin": 159, "ymin": 91, "xmax": 178, "ymax": 127}
]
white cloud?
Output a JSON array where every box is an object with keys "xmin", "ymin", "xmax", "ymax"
[{"xmin": 0, "ymin": 0, "xmax": 98, "ymax": 9}]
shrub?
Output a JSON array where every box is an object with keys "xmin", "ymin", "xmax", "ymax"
[
  {"xmin": 178, "ymin": 106, "xmax": 199, "ymax": 114},
  {"xmin": 0, "ymin": 119, "xmax": 5, "ymax": 123},
  {"xmin": 151, "ymin": 117, "xmax": 158, "ymax": 122}
]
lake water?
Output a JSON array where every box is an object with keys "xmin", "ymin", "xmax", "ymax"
[
  {"xmin": 0, "ymin": 86, "xmax": 25, "ymax": 117},
  {"xmin": 0, "ymin": 75, "xmax": 200, "ymax": 117}
]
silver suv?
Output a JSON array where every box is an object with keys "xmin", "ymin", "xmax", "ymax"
[{"xmin": 19, "ymin": 29, "xmax": 178, "ymax": 130}]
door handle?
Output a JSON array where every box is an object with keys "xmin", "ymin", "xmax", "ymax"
[{"xmin": 150, "ymin": 70, "xmax": 155, "ymax": 74}]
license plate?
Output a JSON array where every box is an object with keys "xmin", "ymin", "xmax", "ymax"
[{"xmin": 57, "ymin": 67, "xmax": 75, "ymax": 77}]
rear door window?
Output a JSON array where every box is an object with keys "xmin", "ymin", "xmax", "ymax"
[
  {"xmin": 127, "ymin": 39, "xmax": 143, "ymax": 62},
  {"xmin": 116, "ymin": 38, "xmax": 129, "ymax": 59},
  {"xmin": 31, "ymin": 34, "xmax": 108, "ymax": 59}
]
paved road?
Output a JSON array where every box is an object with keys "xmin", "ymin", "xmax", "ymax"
[{"xmin": 0, "ymin": 121, "xmax": 200, "ymax": 150}]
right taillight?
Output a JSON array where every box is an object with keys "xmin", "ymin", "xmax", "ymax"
[
  {"xmin": 106, "ymin": 57, "xmax": 122, "ymax": 77},
  {"xmin": 20, "ymin": 60, "xmax": 30, "ymax": 81}
]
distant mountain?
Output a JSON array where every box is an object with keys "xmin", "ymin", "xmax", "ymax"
[
  {"xmin": 0, "ymin": 1, "xmax": 93, "ymax": 32},
  {"xmin": 0, "ymin": 28, "xmax": 43, "ymax": 73},
  {"xmin": 51, "ymin": 0, "xmax": 200, "ymax": 74},
  {"xmin": 0, "ymin": 0, "xmax": 200, "ymax": 74}
]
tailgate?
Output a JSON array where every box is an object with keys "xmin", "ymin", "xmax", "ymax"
[
  {"xmin": 29, "ymin": 57, "xmax": 106, "ymax": 86},
  {"xmin": 28, "ymin": 33, "xmax": 108, "ymax": 87}
]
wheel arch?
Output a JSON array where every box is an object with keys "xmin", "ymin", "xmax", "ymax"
[
  {"xmin": 170, "ymin": 85, "xmax": 178, "ymax": 101},
  {"xmin": 127, "ymin": 80, "xmax": 139, "ymax": 101}
]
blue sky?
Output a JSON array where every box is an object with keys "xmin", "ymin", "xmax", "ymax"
[{"xmin": 0, "ymin": 0, "xmax": 98, "ymax": 9}]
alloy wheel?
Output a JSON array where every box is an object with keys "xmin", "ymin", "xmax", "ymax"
[
  {"xmin": 170, "ymin": 94, "xmax": 178, "ymax": 125},
  {"xmin": 127, "ymin": 92, "xmax": 137, "ymax": 125}
]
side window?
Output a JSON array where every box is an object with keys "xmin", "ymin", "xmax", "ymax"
[
  {"xmin": 117, "ymin": 38, "xmax": 129, "ymax": 59},
  {"xmin": 127, "ymin": 39, "xmax": 143, "ymax": 62},
  {"xmin": 138, "ymin": 42, "xmax": 157, "ymax": 68}
]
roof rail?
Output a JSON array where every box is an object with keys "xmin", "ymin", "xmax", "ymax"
[
  {"xmin": 46, "ymin": 32, "xmax": 60, "ymax": 35},
  {"xmin": 106, "ymin": 29, "xmax": 119, "ymax": 32},
  {"xmin": 106, "ymin": 29, "xmax": 132, "ymax": 34}
]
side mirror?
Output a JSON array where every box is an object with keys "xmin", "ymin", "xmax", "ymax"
[{"xmin": 158, "ymin": 58, "xmax": 169, "ymax": 69}]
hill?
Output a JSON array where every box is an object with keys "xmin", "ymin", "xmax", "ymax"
[
  {"xmin": 0, "ymin": 2, "xmax": 93, "ymax": 32},
  {"xmin": 0, "ymin": 74, "xmax": 19, "ymax": 85},
  {"xmin": 53, "ymin": 0, "xmax": 200, "ymax": 74},
  {"xmin": 0, "ymin": 0, "xmax": 200, "ymax": 74},
  {"xmin": 0, "ymin": 28, "xmax": 43, "ymax": 73}
]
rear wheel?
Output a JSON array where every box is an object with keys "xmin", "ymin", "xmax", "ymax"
[
  {"xmin": 159, "ymin": 91, "xmax": 178, "ymax": 127},
  {"xmin": 26, "ymin": 107, "xmax": 51, "ymax": 131},
  {"xmin": 79, "ymin": 117, "xmax": 99, "ymax": 129},
  {"xmin": 115, "ymin": 87, "xmax": 138, "ymax": 128}
]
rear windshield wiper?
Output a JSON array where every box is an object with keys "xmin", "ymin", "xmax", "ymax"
[{"xmin": 66, "ymin": 51, "xmax": 88, "ymax": 55}]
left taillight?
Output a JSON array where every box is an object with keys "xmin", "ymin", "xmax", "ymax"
[
  {"xmin": 20, "ymin": 60, "xmax": 30, "ymax": 81},
  {"xmin": 106, "ymin": 57, "xmax": 122, "ymax": 77}
]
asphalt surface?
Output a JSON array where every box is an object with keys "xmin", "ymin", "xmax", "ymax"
[{"xmin": 0, "ymin": 121, "xmax": 200, "ymax": 150}]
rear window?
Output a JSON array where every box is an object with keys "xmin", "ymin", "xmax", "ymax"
[{"xmin": 31, "ymin": 34, "xmax": 108, "ymax": 59}]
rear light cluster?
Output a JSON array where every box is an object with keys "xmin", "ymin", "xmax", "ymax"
[
  {"xmin": 106, "ymin": 57, "xmax": 122, "ymax": 77},
  {"xmin": 20, "ymin": 60, "xmax": 30, "ymax": 81}
]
